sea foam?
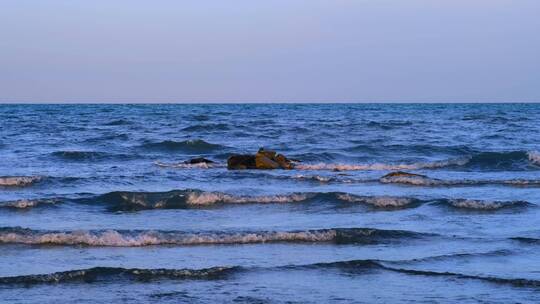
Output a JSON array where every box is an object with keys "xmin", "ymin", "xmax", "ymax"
[{"xmin": 0, "ymin": 176, "xmax": 42, "ymax": 187}]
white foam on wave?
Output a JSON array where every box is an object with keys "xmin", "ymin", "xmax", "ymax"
[
  {"xmin": 1, "ymin": 199, "xmax": 55, "ymax": 209},
  {"xmin": 337, "ymin": 194, "xmax": 416, "ymax": 207},
  {"xmin": 503, "ymin": 179, "xmax": 540, "ymax": 186},
  {"xmin": 379, "ymin": 175, "xmax": 444, "ymax": 186},
  {"xmin": 381, "ymin": 175, "xmax": 540, "ymax": 187},
  {"xmin": 447, "ymin": 199, "xmax": 524, "ymax": 210},
  {"xmin": 295, "ymin": 157, "xmax": 470, "ymax": 171},
  {"xmin": 0, "ymin": 176, "xmax": 42, "ymax": 187},
  {"xmin": 185, "ymin": 192, "xmax": 311, "ymax": 206},
  {"xmin": 0, "ymin": 229, "xmax": 338, "ymax": 246},
  {"xmin": 528, "ymin": 151, "xmax": 540, "ymax": 165},
  {"xmin": 293, "ymin": 175, "xmax": 333, "ymax": 183}
]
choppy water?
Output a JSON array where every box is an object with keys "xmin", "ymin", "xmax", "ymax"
[{"xmin": 1, "ymin": 103, "xmax": 540, "ymax": 303}]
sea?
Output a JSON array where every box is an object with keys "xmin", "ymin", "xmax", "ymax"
[{"xmin": 1, "ymin": 103, "xmax": 539, "ymax": 303}]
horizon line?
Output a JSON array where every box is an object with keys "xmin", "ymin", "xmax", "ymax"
[{"xmin": 1, "ymin": 101, "xmax": 539, "ymax": 105}]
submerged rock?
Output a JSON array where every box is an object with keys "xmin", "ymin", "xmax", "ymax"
[
  {"xmin": 381, "ymin": 171, "xmax": 428, "ymax": 179},
  {"xmin": 184, "ymin": 157, "xmax": 214, "ymax": 165},
  {"xmin": 227, "ymin": 148, "xmax": 294, "ymax": 170},
  {"xmin": 379, "ymin": 171, "xmax": 441, "ymax": 186}
]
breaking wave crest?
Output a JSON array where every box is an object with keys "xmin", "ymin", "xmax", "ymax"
[
  {"xmin": 529, "ymin": 151, "xmax": 540, "ymax": 165},
  {"xmin": 295, "ymin": 158, "xmax": 469, "ymax": 171},
  {"xmin": 380, "ymin": 173, "xmax": 540, "ymax": 187},
  {"xmin": 291, "ymin": 175, "xmax": 376, "ymax": 184},
  {"xmin": 337, "ymin": 194, "xmax": 421, "ymax": 208},
  {"xmin": 0, "ymin": 199, "xmax": 58, "ymax": 210},
  {"xmin": 295, "ymin": 150, "xmax": 540, "ymax": 171},
  {"xmin": 0, "ymin": 176, "xmax": 42, "ymax": 187},
  {"xmin": 82, "ymin": 190, "xmax": 532, "ymax": 212},
  {"xmin": 436, "ymin": 199, "xmax": 530, "ymax": 210},
  {"xmin": 94, "ymin": 190, "xmax": 430, "ymax": 211},
  {"xmin": 97, "ymin": 190, "xmax": 313, "ymax": 211},
  {"xmin": 5, "ymin": 190, "xmax": 529, "ymax": 212},
  {"xmin": 0, "ymin": 266, "xmax": 236, "ymax": 285},
  {"xmin": 0, "ymin": 227, "xmax": 427, "ymax": 247}
]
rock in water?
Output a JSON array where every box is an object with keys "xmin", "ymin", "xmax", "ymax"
[
  {"xmin": 275, "ymin": 154, "xmax": 293, "ymax": 169},
  {"xmin": 184, "ymin": 157, "xmax": 214, "ymax": 165},
  {"xmin": 382, "ymin": 171, "xmax": 428, "ymax": 178},
  {"xmin": 255, "ymin": 152, "xmax": 280, "ymax": 169},
  {"xmin": 379, "ymin": 171, "xmax": 439, "ymax": 185},
  {"xmin": 227, "ymin": 155, "xmax": 257, "ymax": 169},
  {"xmin": 227, "ymin": 149, "xmax": 295, "ymax": 170}
]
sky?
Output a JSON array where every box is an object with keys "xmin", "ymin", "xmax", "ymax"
[{"xmin": 1, "ymin": 0, "xmax": 539, "ymax": 103}]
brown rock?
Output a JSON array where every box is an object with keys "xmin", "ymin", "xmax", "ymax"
[
  {"xmin": 275, "ymin": 154, "xmax": 293, "ymax": 169},
  {"xmin": 257, "ymin": 149, "xmax": 277, "ymax": 159},
  {"xmin": 255, "ymin": 153, "xmax": 280, "ymax": 169},
  {"xmin": 227, "ymin": 149, "xmax": 297, "ymax": 170},
  {"xmin": 227, "ymin": 155, "xmax": 256, "ymax": 170}
]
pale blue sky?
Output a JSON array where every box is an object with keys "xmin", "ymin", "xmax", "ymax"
[{"xmin": 1, "ymin": 0, "xmax": 539, "ymax": 102}]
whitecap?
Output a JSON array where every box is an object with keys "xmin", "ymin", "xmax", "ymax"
[
  {"xmin": 0, "ymin": 176, "xmax": 42, "ymax": 187},
  {"xmin": 528, "ymin": 151, "xmax": 540, "ymax": 165},
  {"xmin": 337, "ymin": 194, "xmax": 417, "ymax": 208},
  {"xmin": 295, "ymin": 157, "xmax": 470, "ymax": 171}
]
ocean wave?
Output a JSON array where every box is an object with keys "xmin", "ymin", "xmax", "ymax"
[
  {"xmin": 295, "ymin": 150, "xmax": 540, "ymax": 171},
  {"xmin": 529, "ymin": 151, "xmax": 540, "ymax": 165},
  {"xmin": 103, "ymin": 119, "xmax": 132, "ymax": 126},
  {"xmin": 510, "ymin": 237, "xmax": 540, "ymax": 244},
  {"xmin": 98, "ymin": 190, "xmax": 314, "ymax": 211},
  {"xmin": 337, "ymin": 194, "xmax": 421, "ymax": 208},
  {"xmin": 83, "ymin": 133, "xmax": 129, "ymax": 143},
  {"xmin": 366, "ymin": 120, "xmax": 413, "ymax": 130},
  {"xmin": 0, "ymin": 266, "xmax": 235, "ymax": 285},
  {"xmin": 295, "ymin": 158, "xmax": 470, "ymax": 171},
  {"xmin": 465, "ymin": 151, "xmax": 538, "ymax": 170},
  {"xmin": 154, "ymin": 161, "xmax": 224, "ymax": 169},
  {"xmin": 0, "ymin": 199, "xmax": 58, "ymax": 210},
  {"xmin": 311, "ymin": 259, "xmax": 540, "ymax": 288},
  {"xmin": 87, "ymin": 190, "xmax": 530, "ymax": 212},
  {"xmin": 292, "ymin": 175, "xmax": 335, "ymax": 183},
  {"xmin": 0, "ymin": 227, "xmax": 427, "ymax": 247},
  {"xmin": 140, "ymin": 139, "xmax": 226, "ymax": 153},
  {"xmin": 181, "ymin": 123, "xmax": 231, "ymax": 132},
  {"xmin": 379, "ymin": 172, "xmax": 540, "ymax": 187},
  {"xmin": 436, "ymin": 199, "xmax": 530, "ymax": 210},
  {"xmin": 51, "ymin": 151, "xmax": 132, "ymax": 161},
  {"xmin": 3, "ymin": 259, "xmax": 538, "ymax": 288},
  {"xmin": 380, "ymin": 172, "xmax": 446, "ymax": 186},
  {"xmin": 95, "ymin": 190, "xmax": 427, "ymax": 211},
  {"xmin": 503, "ymin": 179, "xmax": 540, "ymax": 186},
  {"xmin": 0, "ymin": 176, "xmax": 42, "ymax": 187},
  {"xmin": 401, "ymin": 250, "xmax": 514, "ymax": 263}
]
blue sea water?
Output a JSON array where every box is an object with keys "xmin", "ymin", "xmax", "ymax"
[{"xmin": 0, "ymin": 103, "xmax": 540, "ymax": 303}]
